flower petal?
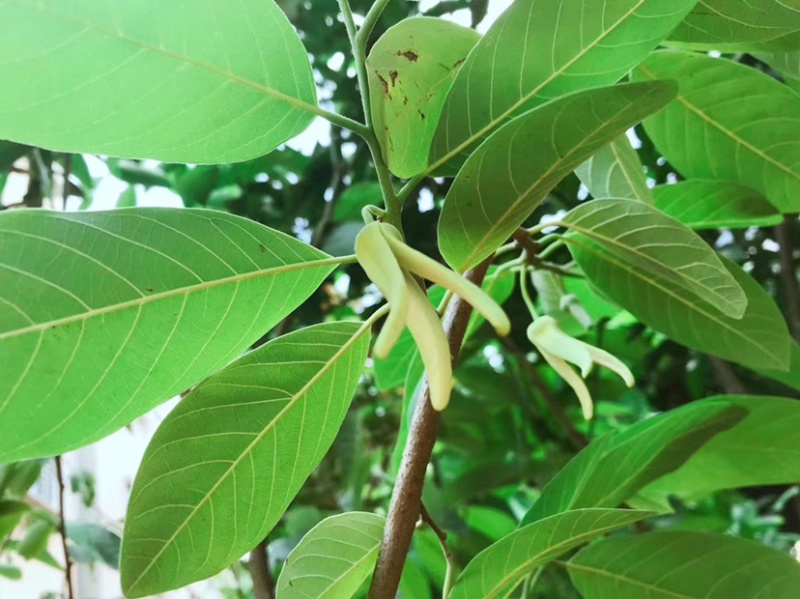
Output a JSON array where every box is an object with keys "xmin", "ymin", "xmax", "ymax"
[
  {"xmin": 527, "ymin": 317, "xmax": 593, "ymax": 376},
  {"xmin": 403, "ymin": 272, "xmax": 453, "ymax": 411},
  {"xmin": 355, "ymin": 221, "xmax": 409, "ymax": 358},
  {"xmin": 538, "ymin": 349, "xmax": 594, "ymax": 420},
  {"xmin": 383, "ymin": 230, "xmax": 510, "ymax": 336},
  {"xmin": 588, "ymin": 346, "xmax": 635, "ymax": 387}
]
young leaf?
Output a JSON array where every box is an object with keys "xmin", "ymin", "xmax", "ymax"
[
  {"xmin": 562, "ymin": 199, "xmax": 747, "ymax": 319},
  {"xmin": 0, "ymin": 0, "xmax": 316, "ymax": 163},
  {"xmin": 429, "ymin": 0, "xmax": 697, "ymax": 174},
  {"xmin": 575, "ymin": 136, "xmax": 654, "ymax": 203},
  {"xmin": 449, "ymin": 508, "xmax": 655, "ymax": 599},
  {"xmin": 121, "ymin": 322, "xmax": 371, "ymax": 597},
  {"xmin": 652, "ymin": 180, "xmax": 783, "ymax": 229},
  {"xmin": 568, "ymin": 531, "xmax": 800, "ymax": 598},
  {"xmin": 669, "ymin": 0, "xmax": 800, "ymax": 48},
  {"xmin": 275, "ymin": 512, "xmax": 385, "ymax": 599},
  {"xmin": 367, "ymin": 17, "xmax": 479, "ymax": 178},
  {"xmin": 641, "ymin": 395, "xmax": 800, "ymax": 499},
  {"xmin": 438, "ymin": 82, "xmax": 676, "ymax": 272},
  {"xmin": 0, "ymin": 208, "xmax": 335, "ymax": 462},
  {"xmin": 521, "ymin": 401, "xmax": 744, "ymax": 525},
  {"xmin": 634, "ymin": 51, "xmax": 800, "ymax": 212},
  {"xmin": 567, "ymin": 239, "xmax": 793, "ymax": 371}
]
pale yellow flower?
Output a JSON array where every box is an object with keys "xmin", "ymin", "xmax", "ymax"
[
  {"xmin": 356, "ymin": 221, "xmax": 510, "ymax": 410},
  {"xmin": 527, "ymin": 316, "xmax": 634, "ymax": 420}
]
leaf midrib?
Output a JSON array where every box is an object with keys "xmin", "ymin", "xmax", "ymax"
[
  {"xmin": 638, "ymin": 63, "xmax": 800, "ymax": 185},
  {"xmin": 8, "ymin": 0, "xmax": 320, "ymax": 118},
  {"xmin": 0, "ymin": 256, "xmax": 343, "ymax": 341},
  {"xmin": 427, "ymin": 0, "xmax": 648, "ymax": 176},
  {"xmin": 566, "ymin": 561, "xmax": 693, "ymax": 598},
  {"xmin": 566, "ymin": 236, "xmax": 789, "ymax": 367},
  {"xmin": 126, "ymin": 322, "xmax": 370, "ymax": 594}
]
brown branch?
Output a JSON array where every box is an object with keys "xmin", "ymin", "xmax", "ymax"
[
  {"xmin": 55, "ymin": 456, "xmax": 75, "ymax": 599},
  {"xmin": 499, "ymin": 335, "xmax": 587, "ymax": 451},
  {"xmin": 710, "ymin": 357, "xmax": 748, "ymax": 395},
  {"xmin": 248, "ymin": 539, "xmax": 275, "ymax": 599},
  {"xmin": 775, "ymin": 220, "xmax": 800, "ymax": 340},
  {"xmin": 367, "ymin": 258, "xmax": 493, "ymax": 599}
]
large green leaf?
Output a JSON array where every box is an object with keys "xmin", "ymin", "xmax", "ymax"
[
  {"xmin": 428, "ymin": 0, "xmax": 697, "ymax": 174},
  {"xmin": 641, "ymin": 395, "xmax": 800, "ymax": 499},
  {"xmin": 669, "ymin": 0, "xmax": 800, "ymax": 48},
  {"xmin": 652, "ymin": 180, "xmax": 783, "ymax": 229},
  {"xmin": 575, "ymin": 136, "xmax": 653, "ymax": 203},
  {"xmin": 367, "ymin": 17, "xmax": 479, "ymax": 179},
  {"xmin": 449, "ymin": 509, "xmax": 654, "ymax": 599},
  {"xmin": 568, "ymin": 531, "xmax": 800, "ymax": 598},
  {"xmin": 438, "ymin": 82, "xmax": 676, "ymax": 272},
  {"xmin": 567, "ymin": 240, "xmax": 792, "ymax": 371},
  {"xmin": 634, "ymin": 51, "xmax": 800, "ymax": 212},
  {"xmin": 275, "ymin": 512, "xmax": 385, "ymax": 599},
  {"xmin": 0, "ymin": 208, "xmax": 335, "ymax": 463},
  {"xmin": 121, "ymin": 322, "xmax": 370, "ymax": 597},
  {"xmin": 521, "ymin": 401, "xmax": 744, "ymax": 525},
  {"xmin": 562, "ymin": 199, "xmax": 746, "ymax": 318},
  {"xmin": 0, "ymin": 0, "xmax": 316, "ymax": 163},
  {"xmin": 761, "ymin": 341, "xmax": 800, "ymax": 391}
]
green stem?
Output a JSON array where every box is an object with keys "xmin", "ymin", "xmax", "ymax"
[{"xmin": 520, "ymin": 266, "xmax": 540, "ymax": 319}]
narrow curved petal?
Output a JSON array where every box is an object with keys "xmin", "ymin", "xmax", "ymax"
[
  {"xmin": 403, "ymin": 272, "xmax": 453, "ymax": 410},
  {"xmin": 527, "ymin": 317, "xmax": 593, "ymax": 376},
  {"xmin": 587, "ymin": 347, "xmax": 635, "ymax": 387},
  {"xmin": 384, "ymin": 232, "xmax": 510, "ymax": 335},
  {"xmin": 355, "ymin": 222, "xmax": 409, "ymax": 358},
  {"xmin": 539, "ymin": 350, "xmax": 594, "ymax": 420}
]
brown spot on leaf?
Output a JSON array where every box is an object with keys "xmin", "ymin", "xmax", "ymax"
[
  {"xmin": 377, "ymin": 73, "xmax": 390, "ymax": 97},
  {"xmin": 453, "ymin": 58, "xmax": 465, "ymax": 70},
  {"xmin": 418, "ymin": 110, "xmax": 426, "ymax": 120},
  {"xmin": 397, "ymin": 50, "xmax": 419, "ymax": 62},
  {"xmin": 258, "ymin": 243, "xmax": 267, "ymax": 253},
  {"xmin": 389, "ymin": 70, "xmax": 398, "ymax": 87}
]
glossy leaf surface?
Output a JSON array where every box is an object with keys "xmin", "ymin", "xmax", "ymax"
[
  {"xmin": 439, "ymin": 82, "xmax": 676, "ymax": 272},
  {"xmin": 0, "ymin": 0, "xmax": 316, "ymax": 163},
  {"xmin": 121, "ymin": 322, "xmax": 370, "ymax": 597},
  {"xmin": 635, "ymin": 51, "xmax": 800, "ymax": 212},
  {"xmin": 276, "ymin": 512, "xmax": 385, "ymax": 599},
  {"xmin": 0, "ymin": 208, "xmax": 334, "ymax": 462},
  {"xmin": 429, "ymin": 0, "xmax": 697, "ymax": 173}
]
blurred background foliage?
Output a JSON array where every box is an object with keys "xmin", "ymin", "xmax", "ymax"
[{"xmin": 1, "ymin": 0, "xmax": 798, "ymax": 596}]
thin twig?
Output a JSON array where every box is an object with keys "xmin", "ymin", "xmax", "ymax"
[
  {"xmin": 55, "ymin": 456, "xmax": 75, "ymax": 599},
  {"xmin": 419, "ymin": 503, "xmax": 458, "ymax": 598},
  {"xmin": 248, "ymin": 539, "xmax": 275, "ymax": 599},
  {"xmin": 368, "ymin": 258, "xmax": 494, "ymax": 598}
]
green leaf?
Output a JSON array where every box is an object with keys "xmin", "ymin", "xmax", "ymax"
[
  {"xmin": 652, "ymin": 180, "xmax": 782, "ymax": 229},
  {"xmin": 429, "ymin": 0, "xmax": 696, "ymax": 174},
  {"xmin": 567, "ymin": 239, "xmax": 792, "ymax": 371},
  {"xmin": 333, "ymin": 183, "xmax": 383, "ymax": 223},
  {"xmin": 116, "ymin": 186, "xmax": 137, "ymax": 208},
  {"xmin": 461, "ymin": 506, "xmax": 517, "ymax": 542},
  {"xmin": 18, "ymin": 520, "xmax": 55, "ymax": 560},
  {"xmin": 0, "ymin": 500, "xmax": 29, "ymax": 540},
  {"xmin": 0, "ymin": 208, "xmax": 335, "ymax": 462},
  {"xmin": 449, "ymin": 509, "xmax": 654, "ymax": 599},
  {"xmin": 761, "ymin": 341, "xmax": 800, "ymax": 391},
  {"xmin": 0, "ymin": 0, "xmax": 316, "ymax": 163},
  {"xmin": 634, "ymin": 51, "xmax": 800, "ymax": 213},
  {"xmin": 367, "ymin": 17, "xmax": 479, "ymax": 178},
  {"xmin": 67, "ymin": 522, "xmax": 121, "ymax": 569},
  {"xmin": 575, "ymin": 136, "xmax": 654, "ymax": 203},
  {"xmin": 756, "ymin": 42, "xmax": 800, "ymax": 83},
  {"xmin": 439, "ymin": 82, "xmax": 676, "ymax": 272},
  {"xmin": 669, "ymin": 0, "xmax": 800, "ymax": 48},
  {"xmin": 521, "ymin": 401, "xmax": 744, "ymax": 525},
  {"xmin": 641, "ymin": 395, "xmax": 800, "ymax": 499},
  {"xmin": 275, "ymin": 512, "xmax": 385, "ymax": 599},
  {"xmin": 121, "ymin": 322, "xmax": 370, "ymax": 597},
  {"xmin": 562, "ymin": 199, "xmax": 746, "ymax": 319},
  {"xmin": 568, "ymin": 531, "xmax": 800, "ymax": 598},
  {"xmin": 0, "ymin": 565, "xmax": 21, "ymax": 580}
]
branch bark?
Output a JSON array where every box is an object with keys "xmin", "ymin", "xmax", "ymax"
[
  {"xmin": 248, "ymin": 539, "xmax": 275, "ymax": 599},
  {"xmin": 55, "ymin": 456, "xmax": 75, "ymax": 599},
  {"xmin": 367, "ymin": 258, "xmax": 493, "ymax": 598}
]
